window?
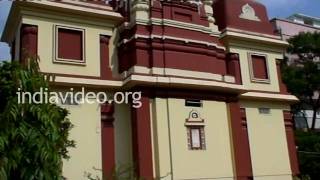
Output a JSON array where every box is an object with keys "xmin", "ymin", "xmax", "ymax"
[
  {"xmin": 304, "ymin": 19, "xmax": 314, "ymax": 26},
  {"xmin": 185, "ymin": 99, "xmax": 202, "ymax": 107},
  {"xmin": 185, "ymin": 110, "xmax": 206, "ymax": 150},
  {"xmin": 187, "ymin": 126, "xmax": 205, "ymax": 150},
  {"xmin": 248, "ymin": 53, "xmax": 270, "ymax": 83},
  {"xmin": 55, "ymin": 25, "xmax": 85, "ymax": 64},
  {"xmin": 259, "ymin": 108, "xmax": 271, "ymax": 115}
]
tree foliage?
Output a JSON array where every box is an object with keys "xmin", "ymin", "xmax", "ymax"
[
  {"xmin": 282, "ymin": 32, "xmax": 320, "ymax": 130},
  {"xmin": 0, "ymin": 58, "xmax": 74, "ymax": 180},
  {"xmin": 295, "ymin": 131, "xmax": 320, "ymax": 180}
]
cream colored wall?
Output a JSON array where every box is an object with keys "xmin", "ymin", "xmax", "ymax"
[
  {"xmin": 151, "ymin": 98, "xmax": 234, "ymax": 180},
  {"xmin": 61, "ymin": 101, "xmax": 102, "ymax": 180},
  {"xmin": 151, "ymin": 98, "xmax": 173, "ymax": 180},
  {"xmin": 229, "ymin": 46, "xmax": 283, "ymax": 92},
  {"xmin": 22, "ymin": 15, "xmax": 115, "ymax": 77},
  {"xmin": 114, "ymin": 104, "xmax": 133, "ymax": 168},
  {"xmin": 241, "ymin": 100, "xmax": 292, "ymax": 180}
]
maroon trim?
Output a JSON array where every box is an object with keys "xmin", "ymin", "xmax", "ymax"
[
  {"xmin": 20, "ymin": 24, "xmax": 38, "ymax": 64},
  {"xmin": 283, "ymin": 111, "xmax": 300, "ymax": 175},
  {"xmin": 131, "ymin": 96, "xmax": 154, "ymax": 179},
  {"xmin": 118, "ymin": 39, "xmax": 228, "ymax": 77},
  {"xmin": 276, "ymin": 60, "xmax": 289, "ymax": 94},
  {"xmin": 229, "ymin": 103, "xmax": 253, "ymax": 180},
  {"xmin": 101, "ymin": 103, "xmax": 116, "ymax": 178},
  {"xmin": 100, "ymin": 35, "xmax": 113, "ymax": 80},
  {"xmin": 227, "ymin": 53, "xmax": 242, "ymax": 84}
]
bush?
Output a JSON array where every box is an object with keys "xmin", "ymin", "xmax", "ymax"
[{"xmin": 0, "ymin": 59, "xmax": 74, "ymax": 179}]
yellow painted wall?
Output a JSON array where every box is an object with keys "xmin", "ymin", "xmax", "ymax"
[
  {"xmin": 61, "ymin": 101, "xmax": 102, "ymax": 180},
  {"xmin": 22, "ymin": 15, "xmax": 115, "ymax": 77},
  {"xmin": 241, "ymin": 100, "xmax": 292, "ymax": 180},
  {"xmin": 151, "ymin": 98, "xmax": 172, "ymax": 180},
  {"xmin": 114, "ymin": 104, "xmax": 133, "ymax": 168},
  {"xmin": 229, "ymin": 46, "xmax": 283, "ymax": 92},
  {"xmin": 151, "ymin": 98, "xmax": 235, "ymax": 180}
]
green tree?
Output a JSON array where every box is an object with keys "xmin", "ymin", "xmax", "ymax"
[
  {"xmin": 295, "ymin": 131, "xmax": 320, "ymax": 180},
  {"xmin": 282, "ymin": 32, "xmax": 320, "ymax": 130},
  {"xmin": 0, "ymin": 58, "xmax": 75, "ymax": 180}
]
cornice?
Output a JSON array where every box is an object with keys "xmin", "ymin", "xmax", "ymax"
[
  {"xmin": 118, "ymin": 34, "xmax": 226, "ymax": 50},
  {"xmin": 220, "ymin": 28, "xmax": 289, "ymax": 47}
]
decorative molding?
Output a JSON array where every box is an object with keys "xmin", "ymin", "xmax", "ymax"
[
  {"xmin": 130, "ymin": 17, "xmax": 220, "ymax": 36},
  {"xmin": 123, "ymin": 74, "xmax": 246, "ymax": 93},
  {"xmin": 131, "ymin": 0, "xmax": 150, "ymax": 11},
  {"xmin": 187, "ymin": 126, "xmax": 206, "ymax": 150},
  {"xmin": 203, "ymin": 0, "xmax": 219, "ymax": 33},
  {"xmin": 186, "ymin": 109, "xmax": 204, "ymax": 124},
  {"xmin": 239, "ymin": 3, "xmax": 261, "ymax": 22},
  {"xmin": 185, "ymin": 109, "xmax": 206, "ymax": 150},
  {"xmin": 130, "ymin": 0, "xmax": 150, "ymax": 23},
  {"xmin": 25, "ymin": 1, "xmax": 122, "ymax": 19},
  {"xmin": 119, "ymin": 33, "xmax": 226, "ymax": 50},
  {"xmin": 221, "ymin": 28, "xmax": 287, "ymax": 45},
  {"xmin": 52, "ymin": 76, "xmax": 123, "ymax": 87},
  {"xmin": 59, "ymin": 0, "xmax": 113, "ymax": 10},
  {"xmin": 121, "ymin": 66, "xmax": 236, "ymax": 83},
  {"xmin": 240, "ymin": 92, "xmax": 299, "ymax": 102}
]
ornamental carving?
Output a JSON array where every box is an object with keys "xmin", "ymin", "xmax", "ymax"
[
  {"xmin": 186, "ymin": 109, "xmax": 204, "ymax": 123},
  {"xmin": 239, "ymin": 3, "xmax": 261, "ymax": 21}
]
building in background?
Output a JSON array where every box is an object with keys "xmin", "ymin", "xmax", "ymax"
[
  {"xmin": 271, "ymin": 14, "xmax": 320, "ymax": 130},
  {"xmin": 271, "ymin": 13, "xmax": 320, "ymax": 40},
  {"xmin": 1, "ymin": 0, "xmax": 300, "ymax": 179}
]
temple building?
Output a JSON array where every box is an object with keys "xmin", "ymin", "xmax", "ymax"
[{"xmin": 1, "ymin": 0, "xmax": 299, "ymax": 179}]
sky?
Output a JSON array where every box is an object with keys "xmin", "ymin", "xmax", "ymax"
[
  {"xmin": 1, "ymin": 0, "xmax": 320, "ymax": 61},
  {"xmin": 0, "ymin": 1, "xmax": 11, "ymax": 61},
  {"xmin": 258, "ymin": 0, "xmax": 320, "ymax": 18}
]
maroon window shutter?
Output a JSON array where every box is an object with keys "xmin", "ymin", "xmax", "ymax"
[
  {"xmin": 58, "ymin": 28, "xmax": 83, "ymax": 60},
  {"xmin": 251, "ymin": 55, "xmax": 268, "ymax": 79}
]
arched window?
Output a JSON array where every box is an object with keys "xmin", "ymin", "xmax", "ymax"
[{"xmin": 185, "ymin": 110, "xmax": 206, "ymax": 150}]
